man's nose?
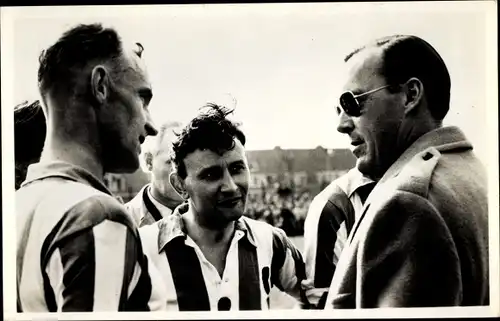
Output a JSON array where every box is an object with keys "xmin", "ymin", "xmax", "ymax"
[
  {"xmin": 336, "ymin": 109, "xmax": 354, "ymax": 134},
  {"xmin": 221, "ymin": 171, "xmax": 238, "ymax": 193},
  {"xmin": 145, "ymin": 111, "xmax": 158, "ymax": 136}
]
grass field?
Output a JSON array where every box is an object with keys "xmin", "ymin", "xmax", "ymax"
[{"xmin": 268, "ymin": 236, "xmax": 304, "ymax": 309}]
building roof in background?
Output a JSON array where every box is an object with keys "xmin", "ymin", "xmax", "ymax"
[
  {"xmin": 106, "ymin": 147, "xmax": 356, "ymax": 201},
  {"xmin": 246, "ymin": 147, "xmax": 355, "ymax": 174}
]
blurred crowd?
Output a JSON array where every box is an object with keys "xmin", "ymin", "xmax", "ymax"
[{"xmin": 244, "ymin": 183, "xmax": 313, "ymax": 237}]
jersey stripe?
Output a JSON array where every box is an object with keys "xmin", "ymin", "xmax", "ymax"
[
  {"xmin": 59, "ymin": 228, "xmax": 96, "ymax": 311},
  {"xmin": 314, "ymin": 201, "xmax": 343, "ymax": 288},
  {"xmin": 16, "ymin": 194, "xmax": 39, "ymax": 312},
  {"xmin": 124, "ymin": 244, "xmax": 153, "ymax": 311},
  {"xmin": 238, "ymin": 239, "xmax": 261, "ymax": 310},
  {"xmin": 46, "ymin": 249, "xmax": 64, "ymax": 309},
  {"xmin": 271, "ymin": 228, "xmax": 310, "ymax": 308},
  {"xmin": 40, "ymin": 208, "xmax": 68, "ymax": 312},
  {"xmin": 165, "ymin": 238, "xmax": 210, "ymax": 311},
  {"xmin": 120, "ymin": 229, "xmax": 138, "ymax": 309},
  {"xmin": 93, "ymin": 221, "xmax": 126, "ymax": 311}
]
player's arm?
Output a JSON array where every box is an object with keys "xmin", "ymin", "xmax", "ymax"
[
  {"xmin": 270, "ymin": 227, "xmax": 312, "ymax": 308},
  {"xmin": 303, "ymin": 195, "xmax": 348, "ymax": 308},
  {"xmin": 43, "ymin": 197, "xmax": 161, "ymax": 311}
]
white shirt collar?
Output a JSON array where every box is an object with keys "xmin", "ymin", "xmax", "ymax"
[{"xmin": 147, "ymin": 186, "xmax": 173, "ymax": 218}]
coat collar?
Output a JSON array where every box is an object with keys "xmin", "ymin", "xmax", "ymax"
[
  {"xmin": 348, "ymin": 126, "xmax": 473, "ymax": 244},
  {"xmin": 157, "ymin": 205, "xmax": 257, "ymax": 253},
  {"xmin": 22, "ymin": 160, "xmax": 112, "ymax": 196},
  {"xmin": 378, "ymin": 126, "xmax": 472, "ymax": 185}
]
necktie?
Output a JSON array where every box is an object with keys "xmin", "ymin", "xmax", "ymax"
[{"xmin": 357, "ymin": 182, "xmax": 376, "ymax": 205}]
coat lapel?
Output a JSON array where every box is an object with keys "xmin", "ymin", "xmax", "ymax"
[{"xmin": 347, "ymin": 126, "xmax": 471, "ymax": 244}]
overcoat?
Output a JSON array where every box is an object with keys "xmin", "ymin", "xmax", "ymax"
[{"xmin": 326, "ymin": 126, "xmax": 489, "ymax": 308}]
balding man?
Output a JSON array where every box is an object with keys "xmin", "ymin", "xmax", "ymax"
[
  {"xmin": 126, "ymin": 121, "xmax": 185, "ymax": 227},
  {"xmin": 16, "ymin": 24, "xmax": 164, "ymax": 311},
  {"xmin": 326, "ymin": 35, "xmax": 488, "ymax": 308}
]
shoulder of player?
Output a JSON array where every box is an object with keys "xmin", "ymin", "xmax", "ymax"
[
  {"xmin": 311, "ymin": 170, "xmax": 359, "ymax": 206},
  {"xmin": 49, "ymin": 183, "xmax": 136, "ymax": 243},
  {"xmin": 241, "ymin": 216, "xmax": 290, "ymax": 241},
  {"xmin": 305, "ymin": 178, "xmax": 351, "ymax": 225},
  {"xmin": 238, "ymin": 216, "xmax": 287, "ymax": 246},
  {"xmin": 240, "ymin": 215, "xmax": 275, "ymax": 232},
  {"xmin": 37, "ymin": 181, "xmax": 138, "ymax": 263},
  {"xmin": 315, "ymin": 180, "xmax": 344, "ymax": 201}
]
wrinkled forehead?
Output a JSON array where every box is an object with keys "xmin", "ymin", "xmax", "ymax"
[{"xmin": 342, "ymin": 48, "xmax": 385, "ymax": 92}]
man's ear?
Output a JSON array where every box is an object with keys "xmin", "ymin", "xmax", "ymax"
[
  {"xmin": 403, "ymin": 77, "xmax": 424, "ymax": 115},
  {"xmin": 169, "ymin": 171, "xmax": 189, "ymax": 200},
  {"xmin": 143, "ymin": 151, "xmax": 154, "ymax": 172},
  {"xmin": 90, "ymin": 65, "xmax": 110, "ymax": 107}
]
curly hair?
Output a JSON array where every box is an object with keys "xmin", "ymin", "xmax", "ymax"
[{"xmin": 171, "ymin": 103, "xmax": 246, "ymax": 178}]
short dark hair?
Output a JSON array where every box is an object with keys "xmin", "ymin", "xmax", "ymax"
[
  {"xmin": 345, "ymin": 35, "xmax": 451, "ymax": 120},
  {"xmin": 37, "ymin": 23, "xmax": 143, "ymax": 106},
  {"xmin": 172, "ymin": 103, "xmax": 246, "ymax": 179},
  {"xmin": 14, "ymin": 100, "xmax": 46, "ymax": 164}
]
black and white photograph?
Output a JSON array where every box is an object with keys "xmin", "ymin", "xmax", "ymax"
[{"xmin": 2, "ymin": 1, "xmax": 498, "ymax": 319}]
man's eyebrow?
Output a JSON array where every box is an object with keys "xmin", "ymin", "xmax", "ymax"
[
  {"xmin": 229, "ymin": 160, "xmax": 246, "ymax": 167},
  {"xmin": 198, "ymin": 164, "xmax": 222, "ymax": 174}
]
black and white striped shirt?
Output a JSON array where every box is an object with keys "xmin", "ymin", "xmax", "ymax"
[
  {"xmin": 139, "ymin": 207, "xmax": 309, "ymax": 311},
  {"xmin": 16, "ymin": 161, "xmax": 165, "ymax": 312},
  {"xmin": 303, "ymin": 168, "xmax": 375, "ymax": 308}
]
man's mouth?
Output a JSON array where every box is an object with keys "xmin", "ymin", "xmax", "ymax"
[
  {"xmin": 350, "ymin": 140, "xmax": 365, "ymax": 157},
  {"xmin": 217, "ymin": 197, "xmax": 242, "ymax": 207},
  {"xmin": 350, "ymin": 139, "xmax": 364, "ymax": 147}
]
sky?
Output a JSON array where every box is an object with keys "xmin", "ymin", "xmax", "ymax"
[{"xmin": 1, "ymin": 2, "xmax": 497, "ymax": 165}]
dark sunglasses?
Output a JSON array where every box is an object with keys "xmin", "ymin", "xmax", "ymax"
[{"xmin": 338, "ymin": 84, "xmax": 392, "ymax": 117}]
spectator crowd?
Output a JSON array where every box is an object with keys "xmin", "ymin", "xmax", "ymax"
[{"xmin": 244, "ymin": 181, "xmax": 313, "ymax": 236}]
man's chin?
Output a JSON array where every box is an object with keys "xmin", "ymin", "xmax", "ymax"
[
  {"xmin": 204, "ymin": 210, "xmax": 243, "ymax": 230},
  {"xmin": 357, "ymin": 158, "xmax": 384, "ymax": 181},
  {"xmin": 104, "ymin": 154, "xmax": 139, "ymax": 174},
  {"xmin": 218, "ymin": 207, "xmax": 244, "ymax": 221},
  {"xmin": 226, "ymin": 210, "xmax": 244, "ymax": 221},
  {"xmin": 356, "ymin": 158, "xmax": 372, "ymax": 177}
]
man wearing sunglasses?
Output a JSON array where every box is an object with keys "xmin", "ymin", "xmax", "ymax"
[{"xmin": 325, "ymin": 35, "xmax": 488, "ymax": 308}]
